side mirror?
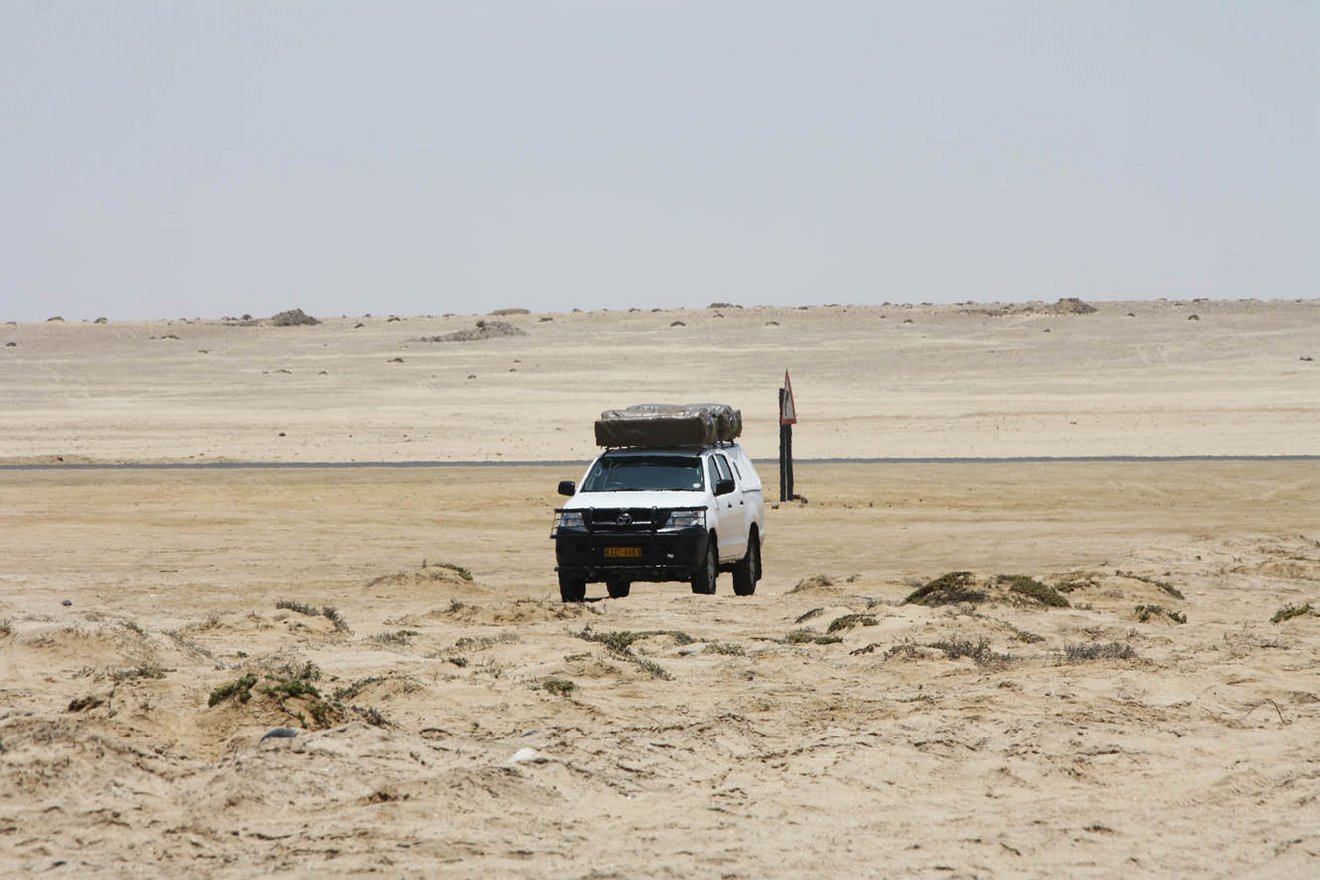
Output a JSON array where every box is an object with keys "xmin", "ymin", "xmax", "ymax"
[
  {"xmin": 557, "ymin": 480, "xmax": 575, "ymax": 497},
  {"xmin": 715, "ymin": 478, "xmax": 735, "ymax": 496}
]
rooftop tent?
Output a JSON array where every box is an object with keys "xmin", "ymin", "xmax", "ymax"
[{"xmin": 594, "ymin": 403, "xmax": 743, "ymax": 448}]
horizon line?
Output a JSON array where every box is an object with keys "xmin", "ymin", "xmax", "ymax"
[{"xmin": 6, "ymin": 294, "xmax": 1318, "ymax": 326}]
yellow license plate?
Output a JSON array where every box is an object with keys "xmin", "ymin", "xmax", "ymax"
[{"xmin": 604, "ymin": 546, "xmax": 642, "ymax": 559}]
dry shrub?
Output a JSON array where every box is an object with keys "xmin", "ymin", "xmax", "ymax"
[
  {"xmin": 927, "ymin": 637, "xmax": 1011, "ymax": 665},
  {"xmin": 997, "ymin": 575, "xmax": 1070, "ymax": 608},
  {"xmin": 789, "ymin": 574, "xmax": 836, "ymax": 594},
  {"xmin": 1064, "ymin": 641, "xmax": 1136, "ymax": 662},
  {"xmin": 904, "ymin": 572, "xmax": 986, "ymax": 606},
  {"xmin": 1271, "ymin": 603, "xmax": 1314, "ymax": 624},
  {"xmin": 827, "ymin": 613, "xmax": 878, "ymax": 633}
]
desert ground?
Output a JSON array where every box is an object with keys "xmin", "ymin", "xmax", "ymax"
[
  {"xmin": 1, "ymin": 299, "xmax": 1318, "ymax": 878},
  {"xmin": 2, "ymin": 298, "xmax": 1317, "ymax": 464}
]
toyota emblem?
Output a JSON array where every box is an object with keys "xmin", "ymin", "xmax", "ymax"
[{"xmin": 616, "ymin": 512, "xmax": 632, "ymax": 526}]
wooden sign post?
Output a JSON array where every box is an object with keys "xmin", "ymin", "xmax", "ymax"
[{"xmin": 779, "ymin": 370, "xmax": 797, "ymax": 502}]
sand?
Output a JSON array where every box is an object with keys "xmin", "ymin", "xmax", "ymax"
[
  {"xmin": 1, "ymin": 299, "xmax": 1319, "ymax": 877},
  {"xmin": 2, "ymin": 298, "xmax": 1317, "ymax": 464}
]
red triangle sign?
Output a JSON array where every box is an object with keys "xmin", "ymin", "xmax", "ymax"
[{"xmin": 781, "ymin": 370, "xmax": 797, "ymax": 425}]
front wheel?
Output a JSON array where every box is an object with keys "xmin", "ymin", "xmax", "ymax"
[
  {"xmin": 732, "ymin": 533, "xmax": 759, "ymax": 596},
  {"xmin": 691, "ymin": 537, "xmax": 718, "ymax": 595},
  {"xmin": 606, "ymin": 578, "xmax": 631, "ymax": 599},
  {"xmin": 558, "ymin": 570, "xmax": 586, "ymax": 603}
]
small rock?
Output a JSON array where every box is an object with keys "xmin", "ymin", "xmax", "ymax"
[
  {"xmin": 418, "ymin": 320, "xmax": 526, "ymax": 343},
  {"xmin": 270, "ymin": 308, "xmax": 319, "ymax": 326},
  {"xmin": 509, "ymin": 747, "xmax": 548, "ymax": 765},
  {"xmin": 366, "ymin": 785, "xmax": 404, "ymax": 802},
  {"xmin": 62, "ymin": 598, "xmax": 73, "ymax": 606},
  {"xmin": 260, "ymin": 727, "xmax": 299, "ymax": 741}
]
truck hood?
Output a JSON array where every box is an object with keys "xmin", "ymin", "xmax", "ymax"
[{"xmin": 562, "ymin": 490, "xmax": 708, "ymax": 511}]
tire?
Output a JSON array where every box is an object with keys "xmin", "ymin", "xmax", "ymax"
[
  {"xmin": 691, "ymin": 537, "xmax": 718, "ymax": 595},
  {"xmin": 732, "ymin": 532, "xmax": 759, "ymax": 596},
  {"xmin": 606, "ymin": 578, "xmax": 631, "ymax": 599},
  {"xmin": 558, "ymin": 570, "xmax": 586, "ymax": 603}
]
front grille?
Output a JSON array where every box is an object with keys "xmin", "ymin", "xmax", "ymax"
[{"xmin": 588, "ymin": 507, "xmax": 668, "ymax": 531}]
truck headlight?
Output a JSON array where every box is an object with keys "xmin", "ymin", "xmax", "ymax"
[
  {"xmin": 551, "ymin": 510, "xmax": 585, "ymax": 537},
  {"xmin": 664, "ymin": 509, "xmax": 705, "ymax": 530}
]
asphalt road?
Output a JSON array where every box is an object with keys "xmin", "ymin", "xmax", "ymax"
[{"xmin": 3, "ymin": 455, "xmax": 1317, "ymax": 471}]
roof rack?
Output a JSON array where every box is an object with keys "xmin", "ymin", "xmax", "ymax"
[{"xmin": 601, "ymin": 440, "xmax": 735, "ymax": 452}]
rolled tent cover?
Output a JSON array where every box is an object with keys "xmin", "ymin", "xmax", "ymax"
[
  {"xmin": 685, "ymin": 403, "xmax": 742, "ymax": 441},
  {"xmin": 594, "ymin": 403, "xmax": 743, "ymax": 447}
]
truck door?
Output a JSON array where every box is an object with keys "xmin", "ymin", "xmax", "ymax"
[{"xmin": 711, "ymin": 453, "xmax": 747, "ymax": 561}]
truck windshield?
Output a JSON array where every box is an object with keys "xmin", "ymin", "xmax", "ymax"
[{"xmin": 582, "ymin": 456, "xmax": 705, "ymax": 492}]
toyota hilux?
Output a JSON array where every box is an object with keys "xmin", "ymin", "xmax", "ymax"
[{"xmin": 551, "ymin": 440, "xmax": 766, "ymax": 601}]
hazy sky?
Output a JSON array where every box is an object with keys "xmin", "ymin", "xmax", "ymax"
[{"xmin": 2, "ymin": 1, "xmax": 1317, "ymax": 321}]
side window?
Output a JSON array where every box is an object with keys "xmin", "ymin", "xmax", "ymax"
[
  {"xmin": 714, "ymin": 454, "xmax": 733, "ymax": 484},
  {"xmin": 707, "ymin": 458, "xmax": 721, "ymax": 492}
]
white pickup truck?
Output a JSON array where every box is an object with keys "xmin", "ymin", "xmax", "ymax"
[{"xmin": 551, "ymin": 441, "xmax": 766, "ymax": 601}]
